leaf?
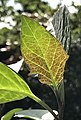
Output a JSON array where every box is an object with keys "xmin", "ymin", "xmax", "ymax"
[
  {"xmin": 15, "ymin": 109, "xmax": 58, "ymax": 120},
  {"xmin": 0, "ymin": 62, "xmax": 34, "ymax": 104},
  {"xmin": 52, "ymin": 6, "xmax": 71, "ymax": 54},
  {"xmin": 1, "ymin": 108, "xmax": 22, "ymax": 120},
  {"xmin": 21, "ymin": 15, "xmax": 69, "ymax": 87},
  {"xmin": 0, "ymin": 62, "xmax": 57, "ymax": 119},
  {"xmin": 0, "ymin": 62, "xmax": 58, "ymax": 119}
]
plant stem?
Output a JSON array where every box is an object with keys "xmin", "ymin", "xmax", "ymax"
[
  {"xmin": 58, "ymin": 103, "xmax": 64, "ymax": 120},
  {"xmin": 56, "ymin": 91, "xmax": 64, "ymax": 120},
  {"xmin": 51, "ymin": 86, "xmax": 64, "ymax": 120},
  {"xmin": 29, "ymin": 94, "xmax": 59, "ymax": 120}
]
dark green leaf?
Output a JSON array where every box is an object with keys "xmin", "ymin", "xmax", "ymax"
[{"xmin": 52, "ymin": 6, "xmax": 71, "ymax": 54}]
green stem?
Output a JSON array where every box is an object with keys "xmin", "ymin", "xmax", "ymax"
[
  {"xmin": 29, "ymin": 94, "xmax": 59, "ymax": 120},
  {"xmin": 50, "ymin": 86, "xmax": 64, "ymax": 120}
]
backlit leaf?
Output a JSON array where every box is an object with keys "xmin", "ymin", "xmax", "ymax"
[
  {"xmin": 0, "ymin": 62, "xmax": 33, "ymax": 104},
  {"xmin": 21, "ymin": 15, "xmax": 69, "ymax": 87}
]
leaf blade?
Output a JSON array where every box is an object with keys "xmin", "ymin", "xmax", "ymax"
[
  {"xmin": 15, "ymin": 109, "xmax": 58, "ymax": 120},
  {"xmin": 1, "ymin": 108, "xmax": 22, "ymax": 120},
  {"xmin": 21, "ymin": 15, "xmax": 69, "ymax": 87},
  {"xmin": 0, "ymin": 62, "xmax": 33, "ymax": 104},
  {"xmin": 52, "ymin": 6, "xmax": 71, "ymax": 54}
]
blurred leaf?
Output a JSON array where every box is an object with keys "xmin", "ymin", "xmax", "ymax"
[
  {"xmin": 0, "ymin": 28, "xmax": 10, "ymax": 45},
  {"xmin": 1, "ymin": 108, "xmax": 22, "ymax": 120},
  {"xmin": 21, "ymin": 15, "xmax": 69, "ymax": 88}
]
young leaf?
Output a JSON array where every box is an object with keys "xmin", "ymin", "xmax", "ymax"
[
  {"xmin": 1, "ymin": 108, "xmax": 22, "ymax": 120},
  {"xmin": 0, "ymin": 62, "xmax": 33, "ymax": 104},
  {"xmin": 21, "ymin": 15, "xmax": 69, "ymax": 87}
]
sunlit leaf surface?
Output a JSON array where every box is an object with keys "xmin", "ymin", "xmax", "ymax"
[
  {"xmin": 21, "ymin": 15, "xmax": 69, "ymax": 87},
  {"xmin": 0, "ymin": 62, "xmax": 33, "ymax": 104}
]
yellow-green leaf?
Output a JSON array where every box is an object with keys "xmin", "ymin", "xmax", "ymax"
[
  {"xmin": 21, "ymin": 15, "xmax": 69, "ymax": 87},
  {"xmin": 0, "ymin": 62, "xmax": 33, "ymax": 104}
]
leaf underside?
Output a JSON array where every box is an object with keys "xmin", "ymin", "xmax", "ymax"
[
  {"xmin": 21, "ymin": 15, "xmax": 69, "ymax": 87},
  {"xmin": 15, "ymin": 109, "xmax": 58, "ymax": 120}
]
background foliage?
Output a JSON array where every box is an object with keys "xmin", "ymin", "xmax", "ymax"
[{"xmin": 0, "ymin": 0, "xmax": 81, "ymax": 120}]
